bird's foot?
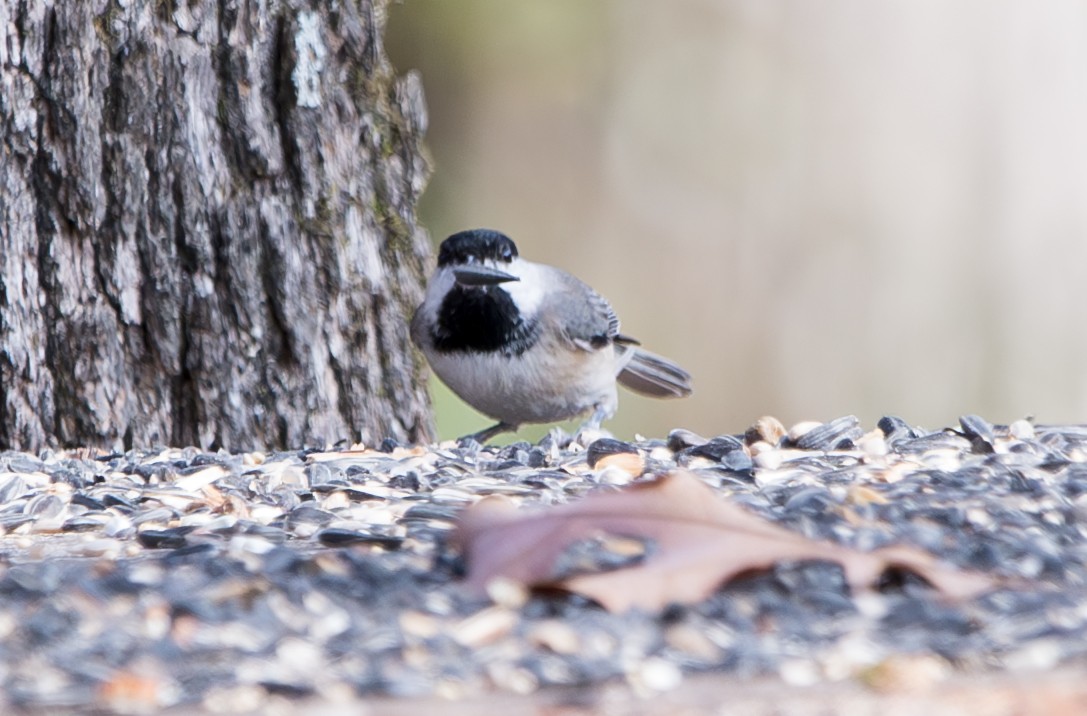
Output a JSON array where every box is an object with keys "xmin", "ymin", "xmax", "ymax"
[
  {"xmin": 457, "ymin": 421, "xmax": 517, "ymax": 447},
  {"xmin": 574, "ymin": 423, "xmax": 613, "ymax": 447},
  {"xmin": 575, "ymin": 407, "xmax": 614, "ymax": 446}
]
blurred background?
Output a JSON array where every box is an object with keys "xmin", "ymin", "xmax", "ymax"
[{"xmin": 388, "ymin": 0, "xmax": 1087, "ymax": 443}]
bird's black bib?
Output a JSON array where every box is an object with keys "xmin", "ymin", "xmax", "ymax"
[{"xmin": 432, "ymin": 286, "xmax": 539, "ymax": 356}]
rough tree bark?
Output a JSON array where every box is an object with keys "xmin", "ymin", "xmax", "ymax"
[{"xmin": 0, "ymin": 0, "xmax": 435, "ymax": 452}]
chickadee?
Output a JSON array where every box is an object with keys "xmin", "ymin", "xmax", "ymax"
[{"xmin": 411, "ymin": 229, "xmax": 692, "ymax": 443}]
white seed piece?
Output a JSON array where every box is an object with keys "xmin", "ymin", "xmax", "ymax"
[
  {"xmin": 527, "ymin": 620, "xmax": 581, "ymax": 655},
  {"xmin": 1009, "ymin": 419, "xmax": 1036, "ymax": 440},
  {"xmin": 779, "ymin": 658, "xmax": 820, "ymax": 686},
  {"xmin": 486, "ymin": 663, "xmax": 538, "ymax": 695},
  {"xmin": 753, "ymin": 448, "xmax": 784, "ymax": 470},
  {"xmin": 858, "ymin": 429, "xmax": 889, "ymax": 459},
  {"xmin": 596, "ymin": 465, "xmax": 635, "ymax": 486},
  {"xmin": 203, "ymin": 684, "xmax": 268, "ymax": 714},
  {"xmin": 485, "ymin": 576, "xmax": 529, "ymax": 609},
  {"xmin": 399, "ymin": 610, "xmax": 441, "ymax": 639},
  {"xmin": 174, "ymin": 465, "xmax": 228, "ymax": 492},
  {"xmin": 626, "ymin": 657, "xmax": 682, "ymax": 695},
  {"xmin": 451, "ymin": 607, "xmax": 517, "ymax": 648},
  {"xmin": 787, "ymin": 421, "xmax": 823, "ymax": 443},
  {"xmin": 321, "ymin": 490, "xmax": 351, "ymax": 510},
  {"xmin": 664, "ymin": 623, "xmax": 720, "ymax": 661}
]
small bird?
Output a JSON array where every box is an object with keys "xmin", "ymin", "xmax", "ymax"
[{"xmin": 411, "ymin": 229, "xmax": 692, "ymax": 443}]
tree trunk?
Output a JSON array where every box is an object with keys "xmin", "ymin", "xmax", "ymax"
[{"xmin": 0, "ymin": 0, "xmax": 434, "ymax": 452}]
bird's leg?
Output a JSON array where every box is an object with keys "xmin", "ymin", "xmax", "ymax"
[
  {"xmin": 460, "ymin": 421, "xmax": 517, "ymax": 445},
  {"xmin": 585, "ymin": 405, "xmax": 610, "ymax": 430}
]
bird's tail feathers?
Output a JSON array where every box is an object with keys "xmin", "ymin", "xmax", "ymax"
[{"xmin": 617, "ymin": 348, "xmax": 692, "ymax": 399}]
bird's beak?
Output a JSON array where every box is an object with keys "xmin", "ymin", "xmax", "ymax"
[{"xmin": 453, "ymin": 265, "xmax": 519, "ymax": 286}]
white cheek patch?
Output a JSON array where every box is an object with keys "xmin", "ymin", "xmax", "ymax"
[{"xmin": 501, "ymin": 260, "xmax": 547, "ymax": 315}]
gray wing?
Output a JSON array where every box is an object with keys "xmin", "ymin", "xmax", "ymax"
[
  {"xmin": 541, "ymin": 269, "xmax": 629, "ymax": 352},
  {"xmin": 539, "ymin": 266, "xmax": 692, "ymax": 397}
]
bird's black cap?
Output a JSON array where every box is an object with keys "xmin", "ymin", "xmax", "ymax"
[{"xmin": 437, "ymin": 229, "xmax": 519, "ymax": 267}]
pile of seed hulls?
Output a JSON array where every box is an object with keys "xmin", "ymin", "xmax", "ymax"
[{"xmin": 1, "ymin": 415, "xmax": 1086, "ymax": 713}]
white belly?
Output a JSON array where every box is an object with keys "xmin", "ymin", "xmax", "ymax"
[{"xmin": 426, "ymin": 341, "xmax": 620, "ymax": 426}]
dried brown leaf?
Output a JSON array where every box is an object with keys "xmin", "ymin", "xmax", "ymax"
[{"xmin": 452, "ymin": 471, "xmax": 995, "ymax": 612}]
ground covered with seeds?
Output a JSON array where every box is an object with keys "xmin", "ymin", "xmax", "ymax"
[{"xmin": 2, "ymin": 415, "xmax": 1087, "ymax": 713}]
